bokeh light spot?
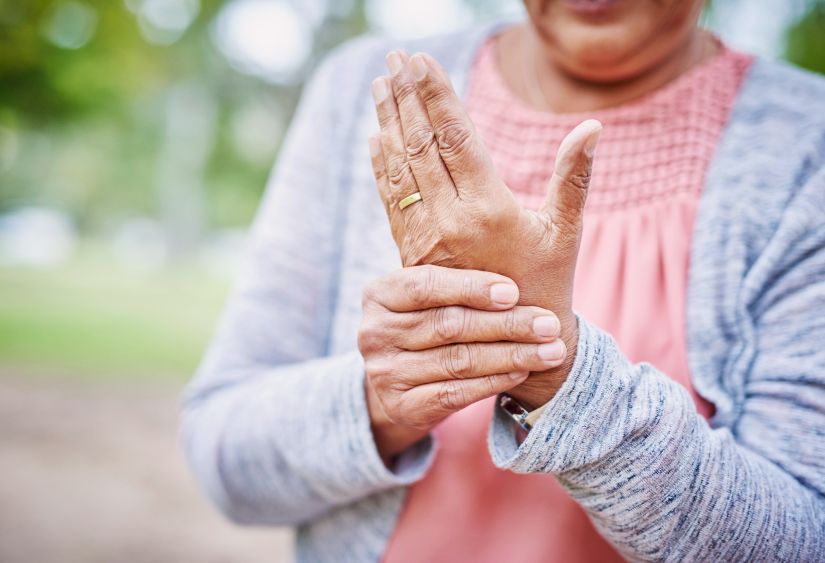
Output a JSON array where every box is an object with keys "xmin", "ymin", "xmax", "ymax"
[
  {"xmin": 41, "ymin": 1, "xmax": 98, "ymax": 50},
  {"xmin": 211, "ymin": 0, "xmax": 311, "ymax": 83}
]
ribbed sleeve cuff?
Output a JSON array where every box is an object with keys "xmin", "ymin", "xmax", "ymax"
[{"xmin": 488, "ymin": 316, "xmax": 628, "ymax": 474}]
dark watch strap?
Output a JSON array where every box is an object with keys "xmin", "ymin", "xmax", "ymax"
[{"xmin": 498, "ymin": 394, "xmax": 533, "ymax": 431}]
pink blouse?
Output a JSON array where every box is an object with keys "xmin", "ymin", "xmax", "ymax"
[{"xmin": 383, "ymin": 36, "xmax": 752, "ymax": 562}]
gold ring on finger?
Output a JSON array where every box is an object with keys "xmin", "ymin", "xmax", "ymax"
[{"xmin": 398, "ymin": 192, "xmax": 423, "ymax": 211}]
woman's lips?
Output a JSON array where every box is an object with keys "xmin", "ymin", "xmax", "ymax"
[{"xmin": 563, "ymin": 0, "xmax": 622, "ymax": 15}]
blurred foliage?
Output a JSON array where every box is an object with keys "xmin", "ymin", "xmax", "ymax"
[
  {"xmin": 0, "ymin": 0, "xmax": 824, "ymax": 381},
  {"xmin": 0, "ymin": 0, "xmax": 369, "ymax": 232},
  {"xmin": 786, "ymin": 1, "xmax": 825, "ymax": 75},
  {"xmin": 1, "ymin": 0, "xmax": 824, "ymax": 235},
  {"xmin": 0, "ymin": 0, "xmax": 375, "ymax": 379}
]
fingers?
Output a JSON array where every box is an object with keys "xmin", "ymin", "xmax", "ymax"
[
  {"xmin": 368, "ymin": 134, "xmax": 392, "ymax": 218},
  {"xmin": 407, "ymin": 52, "xmax": 500, "ymax": 197},
  {"xmin": 371, "ymin": 74, "xmax": 422, "ymax": 210},
  {"xmin": 541, "ymin": 119, "xmax": 602, "ymax": 234},
  {"xmin": 365, "ymin": 338, "xmax": 566, "ymax": 425},
  {"xmin": 385, "ymin": 50, "xmax": 458, "ymax": 211},
  {"xmin": 363, "ymin": 265, "xmax": 519, "ymax": 313},
  {"xmin": 390, "ymin": 339, "xmax": 567, "ymax": 386},
  {"xmin": 400, "ymin": 305, "xmax": 560, "ymax": 350},
  {"xmin": 402, "ymin": 371, "xmax": 529, "ymax": 421}
]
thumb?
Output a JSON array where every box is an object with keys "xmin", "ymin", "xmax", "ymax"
[{"xmin": 541, "ymin": 119, "xmax": 602, "ymax": 232}]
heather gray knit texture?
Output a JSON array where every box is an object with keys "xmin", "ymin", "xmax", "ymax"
[{"xmin": 181, "ymin": 23, "xmax": 825, "ymax": 562}]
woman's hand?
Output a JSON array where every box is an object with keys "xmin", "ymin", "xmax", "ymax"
[
  {"xmin": 359, "ymin": 265, "xmax": 567, "ymax": 464},
  {"xmin": 368, "ymin": 51, "xmax": 602, "ymax": 409}
]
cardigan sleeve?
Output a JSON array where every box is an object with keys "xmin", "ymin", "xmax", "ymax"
[
  {"xmin": 180, "ymin": 39, "xmax": 434, "ymax": 527},
  {"xmin": 488, "ymin": 167, "xmax": 825, "ymax": 560}
]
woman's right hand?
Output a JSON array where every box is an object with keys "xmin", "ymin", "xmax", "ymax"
[{"xmin": 359, "ymin": 265, "xmax": 568, "ymax": 465}]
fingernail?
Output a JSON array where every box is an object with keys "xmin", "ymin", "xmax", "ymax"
[
  {"xmin": 583, "ymin": 120, "xmax": 602, "ymax": 157},
  {"xmin": 538, "ymin": 341, "xmax": 565, "ymax": 362},
  {"xmin": 533, "ymin": 316, "xmax": 559, "ymax": 338},
  {"xmin": 410, "ymin": 54, "xmax": 428, "ymax": 81},
  {"xmin": 371, "ymin": 77, "xmax": 388, "ymax": 103},
  {"xmin": 490, "ymin": 283, "xmax": 518, "ymax": 305},
  {"xmin": 386, "ymin": 51, "xmax": 403, "ymax": 76},
  {"xmin": 368, "ymin": 135, "xmax": 381, "ymax": 157},
  {"xmin": 508, "ymin": 371, "xmax": 528, "ymax": 381}
]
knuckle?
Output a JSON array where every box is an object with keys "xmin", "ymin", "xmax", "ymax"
[
  {"xmin": 467, "ymin": 204, "xmax": 495, "ymax": 230},
  {"xmin": 510, "ymin": 343, "xmax": 532, "ymax": 368},
  {"xmin": 502, "ymin": 308, "xmax": 521, "ymax": 340},
  {"xmin": 405, "ymin": 126, "xmax": 436, "ymax": 160},
  {"xmin": 435, "ymin": 119, "xmax": 473, "ymax": 159},
  {"xmin": 420, "ymin": 81, "xmax": 452, "ymax": 106},
  {"xmin": 432, "ymin": 306, "xmax": 467, "ymax": 342},
  {"xmin": 435, "ymin": 217, "xmax": 462, "ymax": 242},
  {"xmin": 437, "ymin": 380, "xmax": 467, "ymax": 411},
  {"xmin": 392, "ymin": 77, "xmax": 418, "ymax": 103},
  {"xmin": 441, "ymin": 343, "xmax": 474, "ymax": 379},
  {"xmin": 484, "ymin": 374, "xmax": 499, "ymax": 398},
  {"xmin": 372, "ymin": 161, "xmax": 387, "ymax": 182},
  {"xmin": 386, "ymin": 154, "xmax": 413, "ymax": 187},
  {"xmin": 468, "ymin": 198, "xmax": 509, "ymax": 230},
  {"xmin": 561, "ymin": 170, "xmax": 592, "ymax": 193},
  {"xmin": 363, "ymin": 357, "xmax": 391, "ymax": 384},
  {"xmin": 357, "ymin": 319, "xmax": 383, "ymax": 353},
  {"xmin": 439, "ymin": 215, "xmax": 474, "ymax": 245},
  {"xmin": 383, "ymin": 396, "xmax": 407, "ymax": 423},
  {"xmin": 405, "ymin": 266, "xmax": 438, "ymax": 308}
]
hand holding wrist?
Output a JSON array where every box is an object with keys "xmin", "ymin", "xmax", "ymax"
[
  {"xmin": 358, "ymin": 266, "xmax": 567, "ymax": 468},
  {"xmin": 367, "ymin": 51, "xmax": 600, "ymax": 416}
]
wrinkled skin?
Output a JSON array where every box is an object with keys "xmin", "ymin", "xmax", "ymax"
[
  {"xmin": 358, "ymin": 265, "xmax": 567, "ymax": 462},
  {"xmin": 369, "ymin": 51, "xmax": 601, "ymax": 408}
]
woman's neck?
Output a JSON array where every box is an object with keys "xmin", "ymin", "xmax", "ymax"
[{"xmin": 496, "ymin": 23, "xmax": 717, "ymax": 114}]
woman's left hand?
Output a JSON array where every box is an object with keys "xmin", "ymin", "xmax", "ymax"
[{"xmin": 368, "ymin": 51, "xmax": 602, "ymax": 409}]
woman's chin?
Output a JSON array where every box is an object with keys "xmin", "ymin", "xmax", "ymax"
[{"xmin": 548, "ymin": 32, "xmax": 657, "ymax": 83}]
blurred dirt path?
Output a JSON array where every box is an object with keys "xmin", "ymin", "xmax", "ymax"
[{"xmin": 0, "ymin": 374, "xmax": 293, "ymax": 563}]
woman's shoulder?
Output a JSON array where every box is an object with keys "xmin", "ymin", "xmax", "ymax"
[
  {"xmin": 698, "ymin": 58, "xmax": 825, "ymax": 267},
  {"xmin": 737, "ymin": 57, "xmax": 825, "ymax": 130},
  {"xmin": 724, "ymin": 57, "xmax": 825, "ymax": 198}
]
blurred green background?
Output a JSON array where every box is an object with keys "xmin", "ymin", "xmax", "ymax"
[
  {"xmin": 1, "ymin": 0, "xmax": 824, "ymax": 383},
  {"xmin": 1, "ymin": 2, "xmax": 824, "ymax": 562}
]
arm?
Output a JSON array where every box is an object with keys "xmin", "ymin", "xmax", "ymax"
[
  {"xmin": 371, "ymin": 50, "xmax": 825, "ymax": 559},
  {"xmin": 181, "ymin": 41, "xmax": 569, "ymax": 528},
  {"xmin": 488, "ymin": 175, "xmax": 825, "ymax": 560},
  {"xmin": 180, "ymin": 40, "xmax": 433, "ymax": 527}
]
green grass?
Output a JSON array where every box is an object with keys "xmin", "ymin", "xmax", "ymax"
[{"xmin": 0, "ymin": 250, "xmax": 229, "ymax": 382}]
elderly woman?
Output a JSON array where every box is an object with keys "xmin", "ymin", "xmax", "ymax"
[{"xmin": 182, "ymin": 0, "xmax": 825, "ymax": 561}]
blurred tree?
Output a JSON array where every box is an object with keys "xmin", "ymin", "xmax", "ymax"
[
  {"xmin": 786, "ymin": 0, "xmax": 825, "ymax": 75},
  {"xmin": 0, "ymin": 0, "xmax": 369, "ymax": 240},
  {"xmin": 0, "ymin": 0, "xmax": 823, "ymax": 251}
]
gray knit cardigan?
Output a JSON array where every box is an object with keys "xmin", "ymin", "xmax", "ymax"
[{"xmin": 182, "ymin": 23, "xmax": 825, "ymax": 562}]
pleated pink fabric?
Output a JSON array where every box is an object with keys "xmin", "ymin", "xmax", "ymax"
[{"xmin": 383, "ymin": 37, "xmax": 752, "ymax": 563}]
